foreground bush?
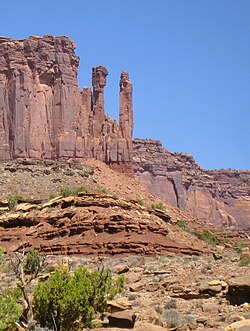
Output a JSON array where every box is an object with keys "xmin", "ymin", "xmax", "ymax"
[
  {"xmin": 0, "ymin": 294, "xmax": 21, "ymax": 331},
  {"xmin": 34, "ymin": 265, "xmax": 124, "ymax": 330}
]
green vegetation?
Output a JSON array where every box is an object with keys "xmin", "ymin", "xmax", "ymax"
[
  {"xmin": 236, "ymin": 241, "xmax": 250, "ymax": 254},
  {"xmin": 60, "ymin": 187, "xmax": 76, "ymax": 197},
  {"xmin": 7, "ymin": 195, "xmax": 23, "ymax": 211},
  {"xmin": 23, "ymin": 250, "xmax": 41, "ymax": 275},
  {"xmin": 0, "ymin": 294, "xmax": 21, "ymax": 331},
  {"xmin": 239, "ymin": 255, "xmax": 250, "ymax": 267},
  {"xmin": 0, "ymin": 247, "xmax": 124, "ymax": 330},
  {"xmin": 49, "ymin": 193, "xmax": 57, "ymax": 199},
  {"xmin": 94, "ymin": 187, "xmax": 108, "ymax": 194},
  {"xmin": 8, "ymin": 250, "xmax": 46, "ymax": 323},
  {"xmin": 176, "ymin": 219, "xmax": 186, "ymax": 230},
  {"xmin": 0, "ymin": 246, "xmax": 5, "ymax": 265},
  {"xmin": 151, "ymin": 202, "xmax": 166, "ymax": 211},
  {"xmin": 75, "ymin": 186, "xmax": 88, "ymax": 194},
  {"xmin": 134, "ymin": 198, "xmax": 145, "ymax": 206},
  {"xmin": 60, "ymin": 186, "xmax": 88, "ymax": 198},
  {"xmin": 198, "ymin": 230, "xmax": 219, "ymax": 246},
  {"xmin": 34, "ymin": 265, "xmax": 124, "ymax": 330}
]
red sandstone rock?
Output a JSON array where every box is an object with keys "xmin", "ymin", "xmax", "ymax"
[
  {"xmin": 0, "ymin": 194, "xmax": 205, "ymax": 256},
  {"xmin": 133, "ymin": 139, "xmax": 250, "ymax": 230},
  {"xmin": 0, "ymin": 36, "xmax": 133, "ymax": 173},
  {"xmin": 119, "ymin": 72, "xmax": 133, "ymax": 140}
]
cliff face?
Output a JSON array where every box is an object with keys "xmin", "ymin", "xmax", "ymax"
[
  {"xmin": 133, "ymin": 139, "xmax": 250, "ymax": 230},
  {"xmin": 0, "ymin": 35, "xmax": 133, "ymax": 173}
]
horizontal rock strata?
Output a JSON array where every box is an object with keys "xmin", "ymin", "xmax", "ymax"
[
  {"xmin": 133, "ymin": 139, "xmax": 250, "ymax": 230},
  {"xmin": 0, "ymin": 194, "xmax": 205, "ymax": 255}
]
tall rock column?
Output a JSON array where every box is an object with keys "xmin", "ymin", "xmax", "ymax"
[
  {"xmin": 119, "ymin": 72, "xmax": 133, "ymax": 139},
  {"xmin": 92, "ymin": 66, "xmax": 108, "ymax": 137}
]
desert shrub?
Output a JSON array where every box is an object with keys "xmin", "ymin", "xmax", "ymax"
[
  {"xmin": 9, "ymin": 250, "xmax": 46, "ymax": 323},
  {"xmin": 134, "ymin": 198, "xmax": 144, "ymax": 206},
  {"xmin": 23, "ymin": 250, "xmax": 41, "ymax": 275},
  {"xmin": 60, "ymin": 186, "xmax": 88, "ymax": 197},
  {"xmin": 76, "ymin": 186, "xmax": 88, "ymax": 194},
  {"xmin": 7, "ymin": 195, "xmax": 23, "ymax": 211},
  {"xmin": 198, "ymin": 230, "xmax": 219, "ymax": 246},
  {"xmin": 0, "ymin": 246, "xmax": 5, "ymax": 265},
  {"xmin": 164, "ymin": 298, "xmax": 177, "ymax": 309},
  {"xmin": 49, "ymin": 193, "xmax": 57, "ymax": 199},
  {"xmin": 161, "ymin": 309, "xmax": 182, "ymax": 328},
  {"xmin": 236, "ymin": 242, "xmax": 249, "ymax": 253},
  {"xmin": 151, "ymin": 202, "xmax": 165, "ymax": 211},
  {"xmin": 0, "ymin": 293, "xmax": 21, "ymax": 331},
  {"xmin": 176, "ymin": 219, "xmax": 186, "ymax": 230},
  {"xmin": 34, "ymin": 265, "xmax": 124, "ymax": 330},
  {"xmin": 60, "ymin": 187, "xmax": 75, "ymax": 197},
  {"xmin": 155, "ymin": 305, "xmax": 163, "ymax": 314},
  {"xmin": 94, "ymin": 187, "xmax": 107, "ymax": 194},
  {"xmin": 239, "ymin": 255, "xmax": 250, "ymax": 267}
]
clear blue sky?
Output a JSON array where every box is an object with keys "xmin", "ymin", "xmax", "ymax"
[{"xmin": 1, "ymin": 0, "xmax": 249, "ymax": 170}]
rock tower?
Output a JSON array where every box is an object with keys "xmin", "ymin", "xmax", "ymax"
[{"xmin": 0, "ymin": 35, "xmax": 134, "ymax": 174}]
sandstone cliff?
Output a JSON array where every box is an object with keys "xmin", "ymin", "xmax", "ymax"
[
  {"xmin": 133, "ymin": 139, "xmax": 250, "ymax": 230},
  {"xmin": 0, "ymin": 35, "xmax": 133, "ymax": 173}
]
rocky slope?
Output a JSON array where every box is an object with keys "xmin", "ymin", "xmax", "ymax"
[
  {"xmin": 133, "ymin": 139, "xmax": 250, "ymax": 231},
  {"xmin": 0, "ymin": 35, "xmax": 133, "ymax": 173},
  {"xmin": 0, "ymin": 34, "xmax": 249, "ymax": 233}
]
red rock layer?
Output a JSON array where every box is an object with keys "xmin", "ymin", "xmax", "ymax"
[
  {"xmin": 133, "ymin": 139, "xmax": 250, "ymax": 230},
  {"xmin": 0, "ymin": 195, "xmax": 205, "ymax": 256},
  {"xmin": 0, "ymin": 35, "xmax": 133, "ymax": 173}
]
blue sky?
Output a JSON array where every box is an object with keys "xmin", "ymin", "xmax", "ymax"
[{"xmin": 1, "ymin": 0, "xmax": 249, "ymax": 170}]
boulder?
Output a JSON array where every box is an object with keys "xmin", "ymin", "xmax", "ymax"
[
  {"xmin": 108, "ymin": 311, "xmax": 136, "ymax": 328},
  {"xmin": 226, "ymin": 275, "xmax": 250, "ymax": 305},
  {"xmin": 224, "ymin": 319, "xmax": 250, "ymax": 331}
]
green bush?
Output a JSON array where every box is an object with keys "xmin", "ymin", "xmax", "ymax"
[
  {"xmin": 34, "ymin": 265, "xmax": 124, "ymax": 330},
  {"xmin": 176, "ymin": 219, "xmax": 186, "ymax": 230},
  {"xmin": 7, "ymin": 195, "xmax": 23, "ymax": 211},
  {"xmin": 60, "ymin": 186, "xmax": 88, "ymax": 198},
  {"xmin": 60, "ymin": 188, "xmax": 75, "ymax": 198},
  {"xmin": 198, "ymin": 230, "xmax": 219, "ymax": 246},
  {"xmin": 135, "ymin": 198, "xmax": 144, "ymax": 206},
  {"xmin": 76, "ymin": 186, "xmax": 88, "ymax": 194},
  {"xmin": 151, "ymin": 202, "xmax": 165, "ymax": 211},
  {"xmin": 0, "ymin": 293, "xmax": 21, "ymax": 331},
  {"xmin": 94, "ymin": 187, "xmax": 107, "ymax": 194},
  {"xmin": 23, "ymin": 250, "xmax": 41, "ymax": 275},
  {"xmin": 240, "ymin": 256, "xmax": 250, "ymax": 267}
]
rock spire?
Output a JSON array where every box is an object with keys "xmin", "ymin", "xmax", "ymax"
[{"xmin": 0, "ymin": 35, "xmax": 134, "ymax": 174}]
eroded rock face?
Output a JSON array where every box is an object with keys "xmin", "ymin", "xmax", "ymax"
[
  {"xmin": 0, "ymin": 35, "xmax": 133, "ymax": 173},
  {"xmin": 0, "ymin": 194, "xmax": 205, "ymax": 256},
  {"xmin": 133, "ymin": 139, "xmax": 250, "ymax": 230}
]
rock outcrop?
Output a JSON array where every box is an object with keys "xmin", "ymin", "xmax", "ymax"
[
  {"xmin": 133, "ymin": 139, "xmax": 250, "ymax": 230},
  {"xmin": 0, "ymin": 194, "xmax": 205, "ymax": 256},
  {"xmin": 0, "ymin": 35, "xmax": 133, "ymax": 173}
]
